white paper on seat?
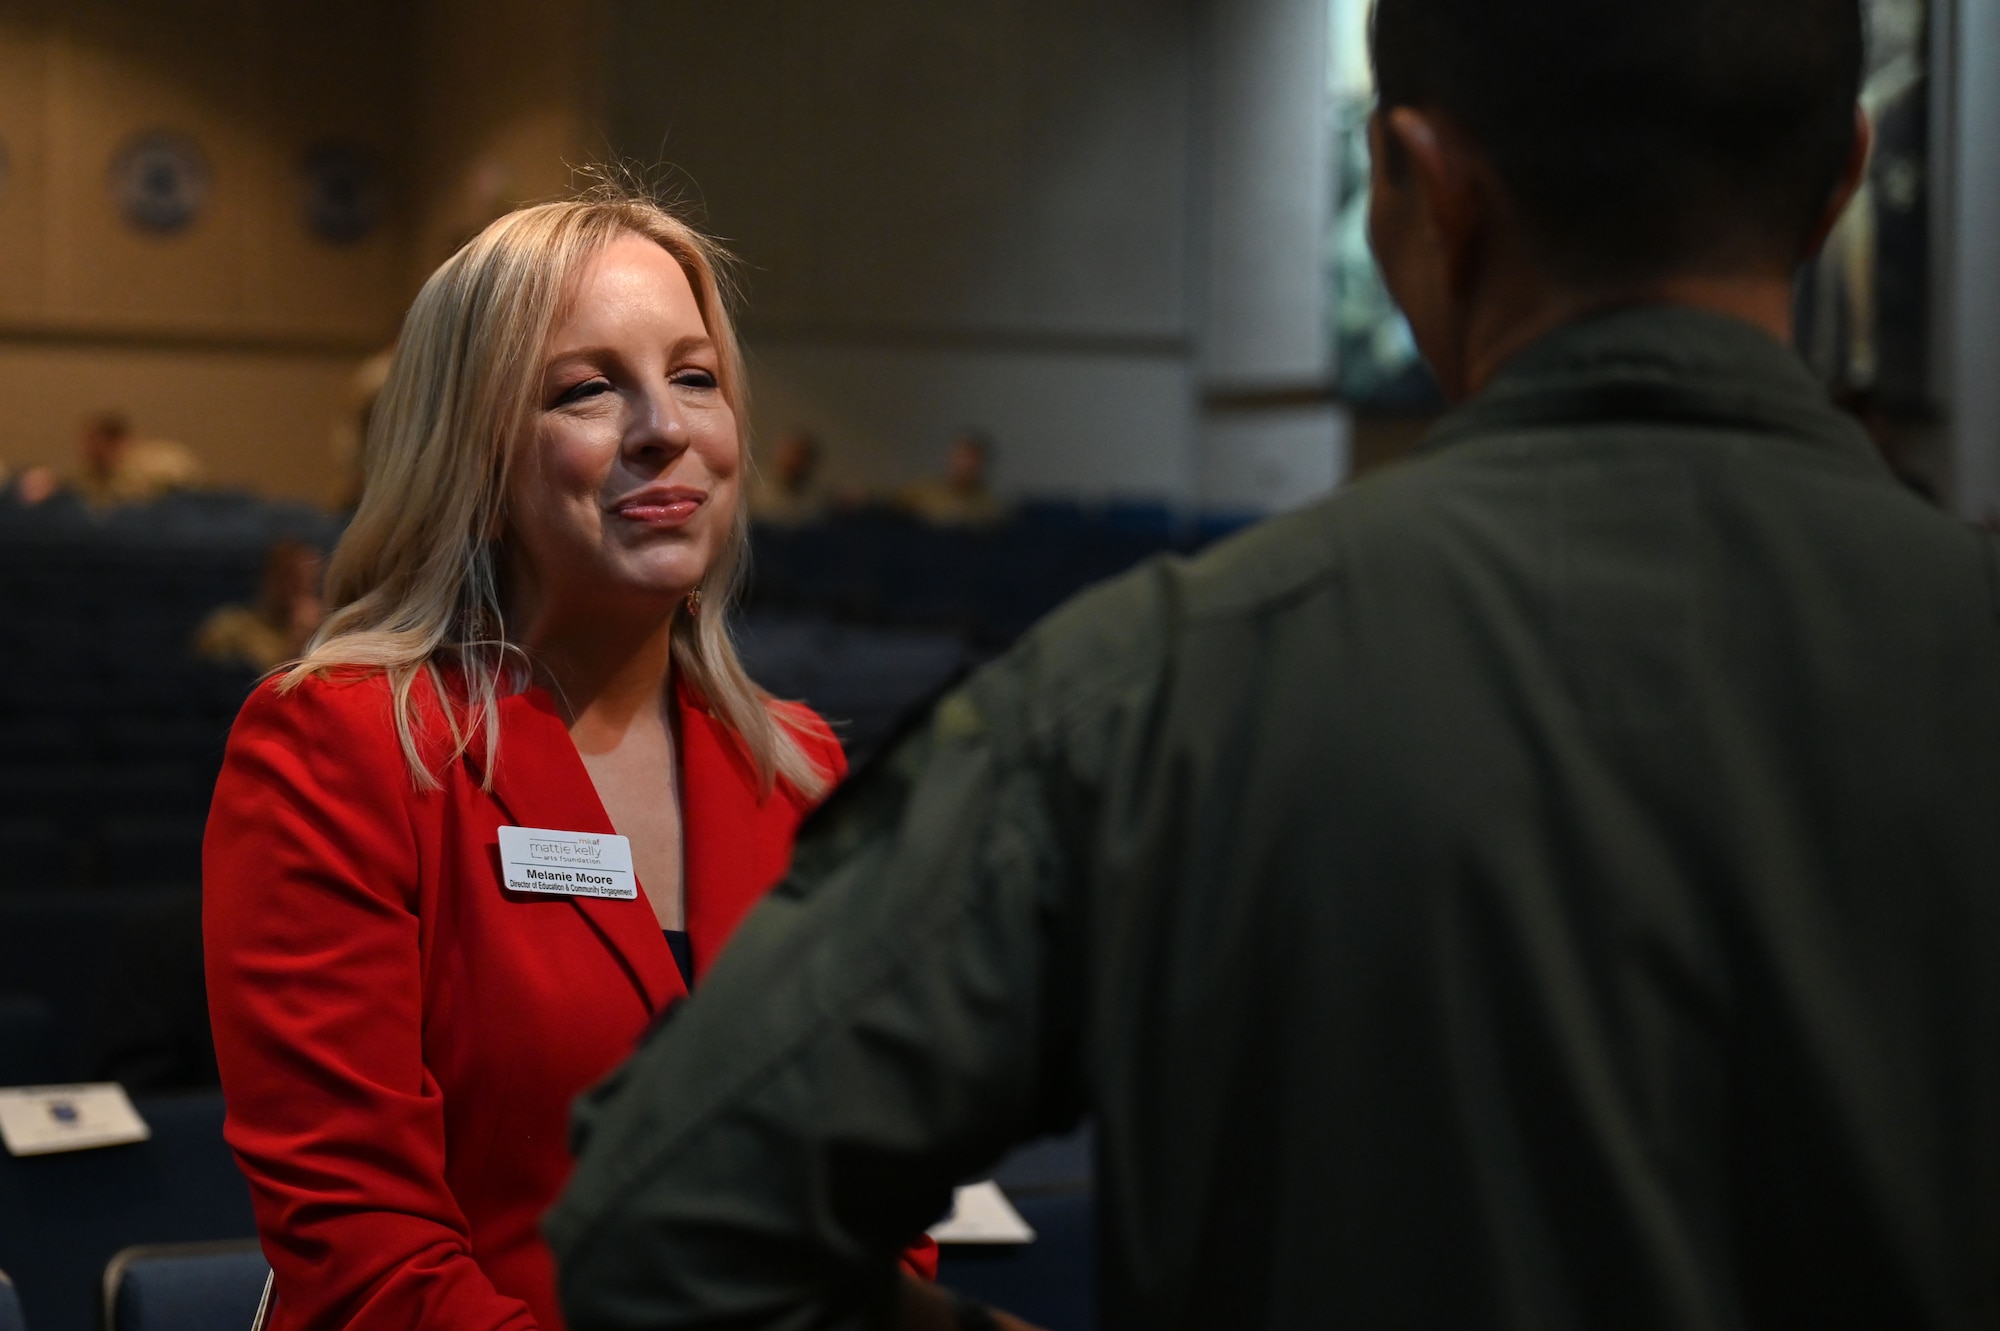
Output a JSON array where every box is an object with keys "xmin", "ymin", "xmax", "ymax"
[
  {"xmin": 927, "ymin": 1180, "xmax": 1037, "ymax": 1244},
  {"xmin": 0, "ymin": 1083, "xmax": 150, "ymax": 1155}
]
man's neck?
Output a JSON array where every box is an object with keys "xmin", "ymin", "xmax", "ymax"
[
  {"xmin": 1634, "ymin": 272, "xmax": 1797, "ymax": 343},
  {"xmin": 1455, "ymin": 269, "xmax": 1798, "ymax": 400}
]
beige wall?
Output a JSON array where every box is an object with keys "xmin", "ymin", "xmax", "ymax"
[
  {"xmin": 0, "ymin": 0, "xmax": 600, "ymax": 504},
  {"xmin": 605, "ymin": 0, "xmax": 1344, "ymax": 510},
  {"xmin": 0, "ymin": 0, "xmax": 415, "ymax": 343},
  {"xmin": 607, "ymin": 0, "xmax": 1203, "ymax": 501},
  {"xmin": 610, "ymin": 0, "xmax": 1192, "ymax": 339},
  {"xmin": 408, "ymin": 0, "xmax": 603, "ymax": 281}
]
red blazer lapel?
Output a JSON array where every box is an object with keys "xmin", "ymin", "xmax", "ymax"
[
  {"xmin": 677, "ymin": 678, "xmax": 802, "ymax": 980},
  {"xmin": 483, "ymin": 688, "xmax": 683, "ymax": 1013}
]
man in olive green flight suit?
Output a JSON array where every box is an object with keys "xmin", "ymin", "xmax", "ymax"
[{"xmin": 550, "ymin": 0, "xmax": 2000, "ymax": 1326}]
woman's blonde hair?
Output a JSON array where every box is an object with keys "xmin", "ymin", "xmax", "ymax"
[{"xmin": 283, "ymin": 187, "xmax": 830, "ymax": 799}]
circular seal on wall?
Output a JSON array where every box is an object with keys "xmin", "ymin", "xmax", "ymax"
[
  {"xmin": 110, "ymin": 130, "xmax": 210, "ymax": 234},
  {"xmin": 300, "ymin": 142, "xmax": 386, "ymax": 245}
]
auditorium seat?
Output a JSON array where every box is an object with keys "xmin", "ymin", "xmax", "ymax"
[
  {"xmin": 96, "ymin": 716, "xmax": 228, "ymax": 767},
  {"xmin": 734, "ymin": 611, "xmax": 976, "ymax": 762},
  {"xmin": 0, "ymin": 768, "xmax": 98, "ymax": 827},
  {"xmin": 940, "ymin": 1191, "xmax": 1095, "ymax": 1331},
  {"xmin": 747, "ymin": 509, "xmax": 1220, "ymax": 649},
  {"xmin": 0, "ymin": 720, "xmax": 78, "ymax": 765},
  {"xmin": 0, "ymin": 818, "xmax": 82, "ymax": 892},
  {"xmin": 989, "ymin": 1124, "xmax": 1092, "ymax": 1193},
  {"xmin": 90, "ymin": 894, "xmax": 217, "ymax": 1090},
  {"xmin": 0, "ymin": 996, "xmax": 57, "ymax": 1087},
  {"xmin": 0, "ymin": 891, "xmax": 203, "ymax": 1081},
  {"xmin": 0, "ymin": 765, "xmax": 219, "ymax": 894},
  {"xmin": 0, "ymin": 1269, "xmax": 26, "ymax": 1331},
  {"xmin": 94, "ymin": 818, "xmax": 206, "ymax": 891},
  {"xmin": 102, "ymin": 1241, "xmax": 267, "ymax": 1331},
  {"xmin": 0, "ymin": 1092, "xmax": 254, "ymax": 1331},
  {"xmin": 937, "ymin": 1126, "xmax": 1096, "ymax": 1331},
  {"xmin": 0, "ymin": 499, "xmax": 1231, "ymax": 910}
]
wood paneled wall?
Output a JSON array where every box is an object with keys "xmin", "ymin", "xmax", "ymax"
[
  {"xmin": 0, "ymin": 0, "xmax": 598, "ymax": 503},
  {"xmin": 609, "ymin": 0, "xmax": 1192, "ymax": 342},
  {"xmin": 0, "ymin": 0, "xmax": 414, "ymax": 346},
  {"xmin": 604, "ymin": 0, "xmax": 1343, "ymax": 510}
]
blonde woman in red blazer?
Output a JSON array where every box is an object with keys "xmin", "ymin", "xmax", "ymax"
[{"xmin": 205, "ymin": 192, "xmax": 935, "ymax": 1331}]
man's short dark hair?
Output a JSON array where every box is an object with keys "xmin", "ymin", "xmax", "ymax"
[{"xmin": 1371, "ymin": 0, "xmax": 1864, "ymax": 287}]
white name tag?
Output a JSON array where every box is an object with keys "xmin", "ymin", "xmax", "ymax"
[
  {"xmin": 927, "ymin": 1181, "xmax": 1037, "ymax": 1245},
  {"xmin": 0, "ymin": 1083, "xmax": 151, "ymax": 1156},
  {"xmin": 497, "ymin": 826, "xmax": 638, "ymax": 900}
]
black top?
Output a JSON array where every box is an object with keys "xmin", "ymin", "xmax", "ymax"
[{"xmin": 661, "ymin": 930, "xmax": 692, "ymax": 990}]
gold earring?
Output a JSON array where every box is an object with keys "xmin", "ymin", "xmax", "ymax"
[{"xmin": 684, "ymin": 588, "xmax": 702, "ymax": 617}]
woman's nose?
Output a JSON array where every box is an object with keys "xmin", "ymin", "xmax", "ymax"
[{"xmin": 625, "ymin": 384, "xmax": 689, "ymax": 460}]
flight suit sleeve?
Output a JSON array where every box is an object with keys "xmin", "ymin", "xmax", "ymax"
[{"xmin": 546, "ymin": 573, "xmax": 1165, "ymax": 1330}]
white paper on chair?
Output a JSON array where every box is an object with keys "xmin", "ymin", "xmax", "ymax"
[
  {"xmin": 927, "ymin": 1180, "xmax": 1037, "ymax": 1244},
  {"xmin": 0, "ymin": 1083, "xmax": 150, "ymax": 1156}
]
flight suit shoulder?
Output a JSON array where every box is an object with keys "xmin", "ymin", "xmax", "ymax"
[
  {"xmin": 1016, "ymin": 496, "xmax": 1351, "ymax": 702},
  {"xmin": 1012, "ymin": 556, "xmax": 1174, "ymax": 730},
  {"xmin": 1172, "ymin": 498, "xmax": 1344, "ymax": 621}
]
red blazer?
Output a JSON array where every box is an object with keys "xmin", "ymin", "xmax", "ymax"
[{"xmin": 205, "ymin": 669, "xmax": 934, "ymax": 1331}]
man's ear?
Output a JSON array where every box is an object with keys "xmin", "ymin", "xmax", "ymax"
[
  {"xmin": 1803, "ymin": 105, "xmax": 1875, "ymax": 259},
  {"xmin": 1381, "ymin": 106, "xmax": 1488, "ymax": 297}
]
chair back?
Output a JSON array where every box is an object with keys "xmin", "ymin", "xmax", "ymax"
[
  {"xmin": 0, "ymin": 891, "xmax": 197, "ymax": 1081},
  {"xmin": 0, "ymin": 996, "xmax": 57, "ymax": 1086},
  {"xmin": 103, "ymin": 1241, "xmax": 268, "ymax": 1331},
  {"xmin": 0, "ymin": 1091, "xmax": 254, "ymax": 1331},
  {"xmin": 0, "ymin": 1269, "xmax": 26, "ymax": 1331},
  {"xmin": 936, "ymin": 1126, "xmax": 1097, "ymax": 1331}
]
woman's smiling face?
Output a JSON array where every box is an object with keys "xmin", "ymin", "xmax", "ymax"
[{"xmin": 505, "ymin": 231, "xmax": 741, "ymax": 629}]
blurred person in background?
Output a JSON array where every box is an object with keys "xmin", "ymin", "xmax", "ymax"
[
  {"xmin": 205, "ymin": 190, "xmax": 934, "ymax": 1331},
  {"xmin": 749, "ymin": 426, "xmax": 831, "ymax": 526},
  {"xmin": 12, "ymin": 410, "xmax": 202, "ymax": 508},
  {"xmin": 193, "ymin": 540, "xmax": 327, "ymax": 673},
  {"xmin": 897, "ymin": 429, "xmax": 1008, "ymax": 527},
  {"xmin": 6, "ymin": 456, "xmax": 61, "ymax": 506},
  {"xmin": 68, "ymin": 410, "xmax": 202, "ymax": 506},
  {"xmin": 549, "ymin": 2, "xmax": 2000, "ymax": 1329}
]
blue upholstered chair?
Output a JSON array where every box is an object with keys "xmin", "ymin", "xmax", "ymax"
[
  {"xmin": 0, "ymin": 891, "xmax": 197, "ymax": 1079},
  {"xmin": 0, "ymin": 1092, "xmax": 255, "ymax": 1331},
  {"xmin": 939, "ymin": 1190, "xmax": 1096, "ymax": 1331},
  {"xmin": 937, "ymin": 1126, "xmax": 1097, "ymax": 1331},
  {"xmin": 0, "ymin": 1269, "xmax": 27, "ymax": 1331},
  {"xmin": 0, "ymin": 995, "xmax": 58, "ymax": 1087},
  {"xmin": 102, "ymin": 1241, "xmax": 268, "ymax": 1331}
]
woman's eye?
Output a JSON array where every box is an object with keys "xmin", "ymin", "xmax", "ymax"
[
  {"xmin": 553, "ymin": 378, "xmax": 611, "ymax": 407},
  {"xmin": 672, "ymin": 369, "xmax": 718, "ymax": 391}
]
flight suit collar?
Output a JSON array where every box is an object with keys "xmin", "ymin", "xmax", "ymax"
[{"xmin": 1420, "ymin": 302, "xmax": 1886, "ymax": 475}]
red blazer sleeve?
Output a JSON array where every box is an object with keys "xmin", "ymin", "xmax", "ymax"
[{"xmin": 204, "ymin": 676, "xmax": 537, "ymax": 1331}]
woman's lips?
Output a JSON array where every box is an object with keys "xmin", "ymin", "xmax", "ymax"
[{"xmin": 613, "ymin": 489, "xmax": 705, "ymax": 526}]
